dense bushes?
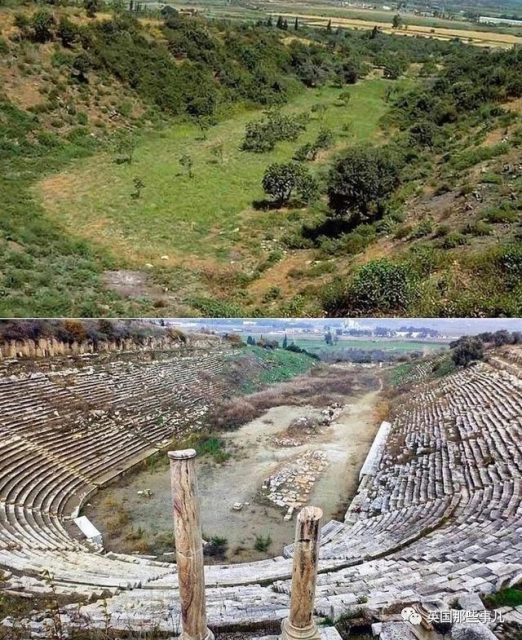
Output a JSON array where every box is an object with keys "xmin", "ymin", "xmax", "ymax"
[
  {"xmin": 242, "ymin": 111, "xmax": 308, "ymax": 152},
  {"xmin": 392, "ymin": 47, "xmax": 522, "ymax": 143},
  {"xmin": 0, "ymin": 320, "xmax": 173, "ymax": 345}
]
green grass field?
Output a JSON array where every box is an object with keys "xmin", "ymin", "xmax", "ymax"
[
  {"xmin": 35, "ymin": 80, "xmax": 390, "ymax": 266},
  {"xmin": 245, "ymin": 335, "xmax": 449, "ymax": 353}
]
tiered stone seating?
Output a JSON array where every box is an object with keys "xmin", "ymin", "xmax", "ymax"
[
  {"xmin": 1, "ymin": 353, "xmax": 521, "ymax": 638},
  {"xmin": 0, "ymin": 348, "xmax": 235, "ymax": 576}
]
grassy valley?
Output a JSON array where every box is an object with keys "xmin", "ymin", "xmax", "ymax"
[{"xmin": 0, "ymin": 1, "xmax": 520, "ymax": 317}]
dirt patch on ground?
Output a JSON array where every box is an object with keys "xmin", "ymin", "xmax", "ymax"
[
  {"xmin": 86, "ymin": 365, "xmax": 382, "ymax": 562},
  {"xmin": 3, "ymin": 75, "xmax": 44, "ymax": 110},
  {"xmin": 503, "ymin": 98, "xmax": 522, "ymax": 114},
  {"xmin": 38, "ymin": 173, "xmax": 83, "ymax": 204},
  {"xmin": 102, "ymin": 270, "xmax": 167, "ymax": 300},
  {"xmin": 484, "ymin": 128, "xmax": 509, "ymax": 146}
]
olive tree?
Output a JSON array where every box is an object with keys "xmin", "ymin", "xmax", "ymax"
[
  {"xmin": 262, "ymin": 162, "xmax": 318, "ymax": 205},
  {"xmin": 327, "ymin": 145, "xmax": 401, "ymax": 224}
]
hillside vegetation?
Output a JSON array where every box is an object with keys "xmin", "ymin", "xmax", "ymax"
[{"xmin": 0, "ymin": 2, "xmax": 520, "ymax": 317}]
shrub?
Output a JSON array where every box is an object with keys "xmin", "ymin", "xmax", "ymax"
[
  {"xmin": 497, "ymin": 245, "xmax": 522, "ymax": 289},
  {"xmin": 441, "ymin": 231, "xmax": 467, "ymax": 249},
  {"xmin": 484, "ymin": 588, "xmax": 522, "ymax": 609},
  {"xmin": 483, "ymin": 207, "xmax": 517, "ymax": 224},
  {"xmin": 323, "ymin": 259, "xmax": 414, "ymax": 315},
  {"xmin": 242, "ymin": 119, "xmax": 277, "ymax": 153},
  {"xmin": 62, "ymin": 320, "xmax": 87, "ymax": 342},
  {"xmin": 242, "ymin": 111, "xmax": 307, "ymax": 153},
  {"xmin": 204, "ymin": 536, "xmax": 228, "ymax": 558},
  {"xmin": 410, "ymin": 218, "xmax": 433, "ymax": 238},
  {"xmin": 57, "ymin": 17, "xmax": 77, "ymax": 47},
  {"xmin": 409, "ymin": 120, "xmax": 437, "ymax": 148},
  {"xmin": 435, "ymin": 224, "xmax": 450, "ymax": 237},
  {"xmin": 451, "ymin": 336, "xmax": 484, "ymax": 367},
  {"xmin": 210, "ymin": 398, "xmax": 259, "ymax": 430},
  {"xmin": 394, "ymin": 224, "xmax": 412, "ymax": 239},
  {"xmin": 315, "ymin": 127, "xmax": 335, "ymax": 150},
  {"xmin": 463, "ymin": 220, "xmax": 491, "ymax": 236},
  {"xmin": 84, "ymin": 0, "xmax": 101, "ymax": 18},
  {"xmin": 338, "ymin": 90, "xmax": 351, "ymax": 105},
  {"xmin": 14, "ymin": 13, "xmax": 31, "ymax": 37},
  {"xmin": 294, "ymin": 142, "xmax": 317, "ymax": 162},
  {"xmin": 254, "ymin": 534, "xmax": 272, "ymax": 552},
  {"xmin": 31, "ymin": 10, "xmax": 55, "ymax": 43},
  {"xmin": 167, "ymin": 328, "xmax": 187, "ymax": 342},
  {"xmin": 336, "ymin": 224, "xmax": 376, "ymax": 255}
]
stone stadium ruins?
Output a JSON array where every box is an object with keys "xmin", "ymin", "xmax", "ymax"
[{"xmin": 0, "ymin": 322, "xmax": 521, "ymax": 640}]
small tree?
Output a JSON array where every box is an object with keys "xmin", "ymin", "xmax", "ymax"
[
  {"xmin": 327, "ymin": 145, "xmax": 401, "ymax": 223},
  {"xmin": 452, "ymin": 337, "xmax": 484, "ymax": 367},
  {"xmin": 180, "ymin": 154, "xmax": 194, "ymax": 178},
  {"xmin": 326, "ymin": 19, "xmax": 332, "ymax": 33},
  {"xmin": 392, "ymin": 13, "xmax": 402, "ymax": 28},
  {"xmin": 294, "ymin": 17, "xmax": 299, "ymax": 30},
  {"xmin": 84, "ymin": 0, "xmax": 101, "ymax": 18},
  {"xmin": 262, "ymin": 162, "xmax": 318, "ymax": 205},
  {"xmin": 71, "ymin": 53, "xmax": 91, "ymax": 83},
  {"xmin": 196, "ymin": 115, "xmax": 212, "ymax": 140},
  {"xmin": 131, "ymin": 177, "xmax": 144, "ymax": 199}
]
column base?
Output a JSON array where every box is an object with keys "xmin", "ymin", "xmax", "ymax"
[
  {"xmin": 181, "ymin": 630, "xmax": 214, "ymax": 640},
  {"xmin": 281, "ymin": 618, "xmax": 321, "ymax": 640}
]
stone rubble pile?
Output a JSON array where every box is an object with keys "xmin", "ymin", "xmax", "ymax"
[{"xmin": 262, "ymin": 450, "xmax": 329, "ymax": 518}]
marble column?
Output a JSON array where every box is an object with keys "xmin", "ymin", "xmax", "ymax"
[
  {"xmin": 281, "ymin": 506, "xmax": 323, "ymax": 640},
  {"xmin": 168, "ymin": 449, "xmax": 214, "ymax": 640}
]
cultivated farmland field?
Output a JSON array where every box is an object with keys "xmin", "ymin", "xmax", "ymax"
[
  {"xmin": 258, "ymin": 336, "xmax": 449, "ymax": 354},
  {"xmin": 275, "ymin": 13, "xmax": 522, "ymax": 48},
  {"xmin": 160, "ymin": 0, "xmax": 522, "ymax": 47}
]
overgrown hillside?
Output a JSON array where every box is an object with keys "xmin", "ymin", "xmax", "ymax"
[{"xmin": 0, "ymin": 2, "xmax": 520, "ymax": 317}]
